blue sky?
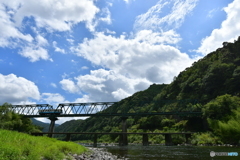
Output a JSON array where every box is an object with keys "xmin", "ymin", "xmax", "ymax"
[{"xmin": 0, "ymin": 0, "xmax": 240, "ymax": 123}]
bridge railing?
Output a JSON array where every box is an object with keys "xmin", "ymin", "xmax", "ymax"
[
  {"xmin": 9, "ymin": 99, "xmax": 202, "ymax": 117},
  {"xmin": 56, "ymin": 102, "xmax": 117, "ymax": 116},
  {"xmin": 10, "ymin": 104, "xmax": 53, "ymax": 116}
]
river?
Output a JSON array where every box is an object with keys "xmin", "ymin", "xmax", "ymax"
[{"xmin": 92, "ymin": 144, "xmax": 239, "ymax": 160}]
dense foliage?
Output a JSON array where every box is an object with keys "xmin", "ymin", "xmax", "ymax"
[
  {"xmin": 55, "ymin": 37, "xmax": 240, "ymax": 144},
  {"xmin": 0, "ymin": 103, "xmax": 42, "ymax": 133}
]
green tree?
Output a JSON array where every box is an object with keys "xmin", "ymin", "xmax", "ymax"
[
  {"xmin": 202, "ymin": 94, "xmax": 240, "ymax": 121},
  {"xmin": 208, "ymin": 108, "xmax": 240, "ymax": 144},
  {"xmin": 0, "ymin": 103, "xmax": 42, "ymax": 133}
]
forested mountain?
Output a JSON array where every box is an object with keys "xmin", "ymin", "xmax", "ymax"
[{"xmin": 55, "ymin": 37, "xmax": 240, "ymax": 144}]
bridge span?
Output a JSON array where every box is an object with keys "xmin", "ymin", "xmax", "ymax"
[
  {"xmin": 10, "ymin": 100, "xmax": 201, "ymax": 146},
  {"xmin": 32, "ymin": 132, "xmax": 195, "ymax": 146}
]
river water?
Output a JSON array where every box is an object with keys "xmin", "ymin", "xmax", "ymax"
[{"xmin": 96, "ymin": 145, "xmax": 239, "ymax": 160}]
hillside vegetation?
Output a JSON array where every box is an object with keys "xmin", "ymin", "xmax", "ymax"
[
  {"xmin": 0, "ymin": 103, "xmax": 42, "ymax": 133},
  {"xmin": 55, "ymin": 37, "xmax": 240, "ymax": 145}
]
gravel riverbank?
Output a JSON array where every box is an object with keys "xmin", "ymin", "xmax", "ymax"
[{"xmin": 69, "ymin": 147, "xmax": 127, "ymax": 160}]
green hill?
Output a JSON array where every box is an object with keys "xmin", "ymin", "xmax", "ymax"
[{"xmin": 56, "ymin": 37, "xmax": 240, "ymax": 145}]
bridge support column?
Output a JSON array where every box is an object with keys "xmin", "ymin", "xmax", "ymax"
[
  {"xmin": 185, "ymin": 134, "xmax": 191, "ymax": 144},
  {"xmin": 65, "ymin": 133, "xmax": 71, "ymax": 141},
  {"xmin": 119, "ymin": 117, "xmax": 128, "ymax": 146},
  {"xmin": 165, "ymin": 134, "xmax": 173, "ymax": 146},
  {"xmin": 142, "ymin": 134, "xmax": 149, "ymax": 146},
  {"xmin": 93, "ymin": 134, "xmax": 97, "ymax": 147},
  {"xmin": 48, "ymin": 116, "xmax": 58, "ymax": 138}
]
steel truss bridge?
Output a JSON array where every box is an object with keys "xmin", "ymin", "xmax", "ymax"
[
  {"xmin": 9, "ymin": 100, "xmax": 202, "ymax": 143},
  {"xmin": 10, "ymin": 100, "xmax": 202, "ymax": 118}
]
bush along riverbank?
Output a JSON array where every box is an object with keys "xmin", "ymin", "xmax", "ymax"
[{"xmin": 0, "ymin": 129, "xmax": 87, "ymax": 160}]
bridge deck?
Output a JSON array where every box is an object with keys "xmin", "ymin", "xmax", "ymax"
[
  {"xmin": 24, "ymin": 112, "xmax": 202, "ymax": 117},
  {"xmin": 11, "ymin": 101, "xmax": 202, "ymax": 117}
]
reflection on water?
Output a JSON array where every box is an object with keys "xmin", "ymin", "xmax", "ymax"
[{"xmin": 97, "ymin": 145, "xmax": 240, "ymax": 160}]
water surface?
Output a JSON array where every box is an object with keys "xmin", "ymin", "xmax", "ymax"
[{"xmin": 99, "ymin": 145, "xmax": 240, "ymax": 160}]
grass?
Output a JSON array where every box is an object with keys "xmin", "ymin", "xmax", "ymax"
[{"xmin": 0, "ymin": 129, "xmax": 88, "ymax": 160}]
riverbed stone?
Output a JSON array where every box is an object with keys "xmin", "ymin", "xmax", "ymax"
[{"xmin": 68, "ymin": 147, "xmax": 126, "ymax": 160}]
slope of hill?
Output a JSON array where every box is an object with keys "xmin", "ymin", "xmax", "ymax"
[{"xmin": 56, "ymin": 37, "xmax": 240, "ymax": 144}]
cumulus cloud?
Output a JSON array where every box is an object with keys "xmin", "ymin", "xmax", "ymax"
[
  {"xmin": 2, "ymin": 0, "xmax": 99, "ymax": 32},
  {"xmin": 64, "ymin": 0, "xmax": 198, "ymax": 102},
  {"xmin": 61, "ymin": 69, "xmax": 151, "ymax": 102},
  {"xmin": 18, "ymin": 32, "xmax": 53, "ymax": 62},
  {"xmin": 0, "ymin": 0, "xmax": 100, "ymax": 61},
  {"xmin": 75, "ymin": 32, "xmax": 193, "ymax": 84},
  {"xmin": 60, "ymin": 79, "xmax": 80, "ymax": 94},
  {"xmin": 197, "ymin": 0, "xmax": 240, "ymax": 55},
  {"xmin": 0, "ymin": 73, "xmax": 40, "ymax": 104},
  {"xmin": 19, "ymin": 46, "xmax": 52, "ymax": 62}
]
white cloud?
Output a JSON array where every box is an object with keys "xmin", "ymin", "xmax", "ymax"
[
  {"xmin": 0, "ymin": 0, "xmax": 100, "ymax": 61},
  {"xmin": 50, "ymin": 83, "xmax": 57, "ymax": 88},
  {"xmin": 112, "ymin": 88, "xmax": 131, "ymax": 100},
  {"xmin": 75, "ymin": 31, "xmax": 193, "ymax": 83},
  {"xmin": 53, "ymin": 41, "xmax": 65, "ymax": 54},
  {"xmin": 99, "ymin": 7, "xmax": 111, "ymax": 25},
  {"xmin": 41, "ymin": 93, "xmax": 68, "ymax": 108},
  {"xmin": 60, "ymin": 79, "xmax": 80, "ymax": 94},
  {"xmin": 67, "ymin": 39, "xmax": 74, "ymax": 45},
  {"xmin": 2, "ymin": 0, "xmax": 99, "ymax": 32},
  {"xmin": 86, "ymin": 5, "xmax": 112, "ymax": 32},
  {"xmin": 134, "ymin": 0, "xmax": 198, "ymax": 32},
  {"xmin": 0, "ymin": 2, "xmax": 52, "ymax": 62},
  {"xmin": 0, "ymin": 73, "xmax": 40, "ymax": 104},
  {"xmin": 36, "ymin": 35, "xmax": 48, "ymax": 46},
  {"xmin": 0, "ymin": 4, "xmax": 33, "ymax": 47},
  {"xmin": 197, "ymin": 0, "xmax": 240, "ymax": 55},
  {"xmin": 62, "ymin": 69, "xmax": 150, "ymax": 102},
  {"xmin": 81, "ymin": 66, "xmax": 89, "ymax": 70},
  {"xmin": 19, "ymin": 46, "xmax": 52, "ymax": 62},
  {"xmin": 59, "ymin": 0, "xmax": 198, "ymax": 103},
  {"xmin": 135, "ymin": 30, "xmax": 181, "ymax": 45},
  {"xmin": 70, "ymin": 0, "xmax": 198, "ymax": 102}
]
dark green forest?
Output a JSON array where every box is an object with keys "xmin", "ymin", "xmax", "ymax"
[{"xmin": 55, "ymin": 37, "xmax": 240, "ymax": 145}]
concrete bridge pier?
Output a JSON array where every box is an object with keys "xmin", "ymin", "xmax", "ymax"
[
  {"xmin": 65, "ymin": 133, "xmax": 71, "ymax": 141},
  {"xmin": 185, "ymin": 134, "xmax": 191, "ymax": 144},
  {"xmin": 142, "ymin": 134, "xmax": 149, "ymax": 146},
  {"xmin": 119, "ymin": 116, "xmax": 128, "ymax": 146},
  {"xmin": 93, "ymin": 134, "xmax": 98, "ymax": 147},
  {"xmin": 165, "ymin": 134, "xmax": 173, "ymax": 146},
  {"xmin": 48, "ymin": 116, "xmax": 58, "ymax": 138}
]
